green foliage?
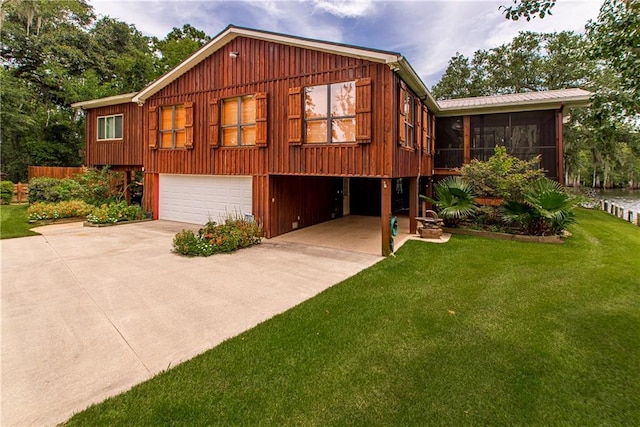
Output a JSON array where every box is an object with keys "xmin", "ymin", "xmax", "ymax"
[
  {"xmin": 459, "ymin": 146, "xmax": 544, "ymax": 200},
  {"xmin": 173, "ymin": 219, "xmax": 263, "ymax": 257},
  {"xmin": 86, "ymin": 202, "xmax": 145, "ymax": 224},
  {"xmin": 0, "ymin": 181, "xmax": 14, "ymax": 205},
  {"xmin": 28, "ymin": 168, "xmax": 124, "ymax": 205},
  {"xmin": 503, "ymin": 177, "xmax": 578, "ymax": 235},
  {"xmin": 152, "ymin": 24, "xmax": 210, "ymax": 76},
  {"xmin": 26, "ymin": 200, "xmax": 93, "ymax": 221},
  {"xmin": 27, "ymin": 177, "xmax": 82, "ymax": 203},
  {"xmin": 422, "ymin": 176, "xmax": 477, "ymax": 226},
  {"xmin": 500, "ymin": 0, "xmax": 557, "ymax": 21}
]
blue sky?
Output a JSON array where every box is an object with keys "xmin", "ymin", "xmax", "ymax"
[{"xmin": 90, "ymin": 0, "xmax": 603, "ymax": 88}]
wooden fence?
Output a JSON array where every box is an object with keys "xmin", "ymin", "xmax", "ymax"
[
  {"xmin": 28, "ymin": 166, "xmax": 84, "ymax": 181},
  {"xmin": 12, "ymin": 182, "xmax": 28, "ymax": 203}
]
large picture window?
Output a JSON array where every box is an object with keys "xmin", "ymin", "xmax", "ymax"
[
  {"xmin": 160, "ymin": 105, "xmax": 186, "ymax": 149},
  {"xmin": 304, "ymin": 81, "xmax": 356, "ymax": 144},
  {"xmin": 221, "ymin": 95, "xmax": 256, "ymax": 146},
  {"xmin": 97, "ymin": 114, "xmax": 123, "ymax": 140}
]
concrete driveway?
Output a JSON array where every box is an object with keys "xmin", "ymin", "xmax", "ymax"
[{"xmin": 1, "ymin": 221, "xmax": 381, "ymax": 426}]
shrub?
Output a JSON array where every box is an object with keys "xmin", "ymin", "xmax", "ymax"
[
  {"xmin": 0, "ymin": 181, "xmax": 14, "ymax": 205},
  {"xmin": 421, "ymin": 176, "xmax": 477, "ymax": 227},
  {"xmin": 74, "ymin": 167, "xmax": 124, "ymax": 205},
  {"xmin": 459, "ymin": 146, "xmax": 544, "ymax": 201},
  {"xmin": 173, "ymin": 218, "xmax": 263, "ymax": 257},
  {"xmin": 86, "ymin": 202, "xmax": 145, "ymax": 224},
  {"xmin": 27, "ymin": 200, "xmax": 93, "ymax": 221}
]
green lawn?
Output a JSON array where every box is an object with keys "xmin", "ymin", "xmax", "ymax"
[
  {"xmin": 0, "ymin": 205, "xmax": 40, "ymax": 239},
  {"xmin": 66, "ymin": 209, "xmax": 640, "ymax": 425}
]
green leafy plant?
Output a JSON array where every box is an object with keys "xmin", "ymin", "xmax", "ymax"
[
  {"xmin": 0, "ymin": 181, "xmax": 14, "ymax": 205},
  {"xmin": 173, "ymin": 218, "xmax": 263, "ymax": 257},
  {"xmin": 459, "ymin": 146, "xmax": 544, "ymax": 201},
  {"xmin": 502, "ymin": 178, "xmax": 578, "ymax": 235},
  {"xmin": 421, "ymin": 176, "xmax": 477, "ymax": 227},
  {"xmin": 27, "ymin": 200, "xmax": 93, "ymax": 221},
  {"xmin": 86, "ymin": 201, "xmax": 145, "ymax": 224}
]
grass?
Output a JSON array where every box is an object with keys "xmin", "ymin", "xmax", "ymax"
[
  {"xmin": 65, "ymin": 209, "xmax": 640, "ymax": 425},
  {"xmin": 0, "ymin": 205, "xmax": 40, "ymax": 239}
]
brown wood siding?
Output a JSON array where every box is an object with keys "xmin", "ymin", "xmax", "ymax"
[
  {"xmin": 144, "ymin": 37, "xmax": 396, "ymax": 178},
  {"xmin": 84, "ymin": 103, "xmax": 143, "ymax": 167},
  {"xmin": 268, "ymin": 175, "xmax": 343, "ymax": 237}
]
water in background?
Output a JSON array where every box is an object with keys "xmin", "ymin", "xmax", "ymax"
[{"xmin": 596, "ymin": 189, "xmax": 640, "ymax": 222}]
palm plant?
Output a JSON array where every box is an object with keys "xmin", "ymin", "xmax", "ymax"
[
  {"xmin": 503, "ymin": 178, "xmax": 578, "ymax": 235},
  {"xmin": 421, "ymin": 176, "xmax": 477, "ymax": 227}
]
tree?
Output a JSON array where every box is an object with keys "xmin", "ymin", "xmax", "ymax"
[
  {"xmin": 153, "ymin": 24, "xmax": 210, "ymax": 76},
  {"xmin": 500, "ymin": 0, "xmax": 557, "ymax": 21}
]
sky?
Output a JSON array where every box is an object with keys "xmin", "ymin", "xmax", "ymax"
[{"xmin": 89, "ymin": 0, "xmax": 604, "ymax": 88}]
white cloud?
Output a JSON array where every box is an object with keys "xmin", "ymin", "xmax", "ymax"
[{"xmin": 311, "ymin": 0, "xmax": 375, "ymax": 17}]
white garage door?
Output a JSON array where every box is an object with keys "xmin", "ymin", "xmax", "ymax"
[{"xmin": 159, "ymin": 174, "xmax": 252, "ymax": 224}]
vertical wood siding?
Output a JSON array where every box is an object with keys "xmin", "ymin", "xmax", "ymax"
[{"xmin": 84, "ymin": 103, "xmax": 143, "ymax": 167}]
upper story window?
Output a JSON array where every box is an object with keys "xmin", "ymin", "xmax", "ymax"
[
  {"xmin": 403, "ymin": 92, "xmax": 416, "ymax": 149},
  {"xmin": 221, "ymin": 95, "xmax": 256, "ymax": 146},
  {"xmin": 160, "ymin": 104, "xmax": 186, "ymax": 149},
  {"xmin": 97, "ymin": 114, "xmax": 123, "ymax": 140},
  {"xmin": 304, "ymin": 81, "xmax": 356, "ymax": 144}
]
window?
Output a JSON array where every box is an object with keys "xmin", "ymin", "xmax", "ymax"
[
  {"xmin": 160, "ymin": 105, "xmax": 186, "ymax": 149},
  {"xmin": 97, "ymin": 114, "xmax": 123, "ymax": 140},
  {"xmin": 221, "ymin": 95, "xmax": 256, "ymax": 146},
  {"xmin": 304, "ymin": 81, "xmax": 356, "ymax": 143},
  {"xmin": 403, "ymin": 92, "xmax": 416, "ymax": 148}
]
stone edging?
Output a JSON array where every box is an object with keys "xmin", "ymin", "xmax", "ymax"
[
  {"xmin": 443, "ymin": 227, "xmax": 565, "ymax": 243},
  {"xmin": 83, "ymin": 218, "xmax": 152, "ymax": 228}
]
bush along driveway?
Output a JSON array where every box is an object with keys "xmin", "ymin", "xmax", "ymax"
[{"xmin": 63, "ymin": 208, "xmax": 640, "ymax": 426}]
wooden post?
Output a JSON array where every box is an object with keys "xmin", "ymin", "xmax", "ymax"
[
  {"xmin": 123, "ymin": 171, "xmax": 131, "ymax": 204},
  {"xmin": 556, "ymin": 109, "xmax": 564, "ymax": 185},
  {"xmin": 409, "ymin": 178, "xmax": 417, "ymax": 234},
  {"xmin": 628, "ymin": 211, "xmax": 633, "ymax": 223},
  {"xmin": 463, "ymin": 116, "xmax": 471, "ymax": 165},
  {"xmin": 381, "ymin": 178, "xmax": 392, "ymax": 256}
]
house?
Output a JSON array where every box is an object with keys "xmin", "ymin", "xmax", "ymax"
[{"xmin": 71, "ymin": 25, "xmax": 591, "ymax": 256}]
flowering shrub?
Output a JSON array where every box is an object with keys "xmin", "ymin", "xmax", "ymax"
[
  {"xmin": 173, "ymin": 219, "xmax": 263, "ymax": 257},
  {"xmin": 27, "ymin": 200, "xmax": 93, "ymax": 221},
  {"xmin": 28, "ymin": 168, "xmax": 124, "ymax": 205},
  {"xmin": 86, "ymin": 202, "xmax": 145, "ymax": 224}
]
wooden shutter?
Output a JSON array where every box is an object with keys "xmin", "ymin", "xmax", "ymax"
[
  {"xmin": 355, "ymin": 77, "xmax": 372, "ymax": 144},
  {"xmin": 255, "ymin": 92, "xmax": 268, "ymax": 147},
  {"xmin": 209, "ymin": 98, "xmax": 219, "ymax": 148},
  {"xmin": 149, "ymin": 106, "xmax": 158, "ymax": 149},
  {"xmin": 431, "ymin": 115, "xmax": 436, "ymax": 154},
  {"xmin": 288, "ymin": 87, "xmax": 302, "ymax": 145},
  {"xmin": 422, "ymin": 105, "xmax": 429, "ymax": 154},
  {"xmin": 184, "ymin": 101, "xmax": 194, "ymax": 149},
  {"xmin": 398, "ymin": 83, "xmax": 406, "ymax": 146}
]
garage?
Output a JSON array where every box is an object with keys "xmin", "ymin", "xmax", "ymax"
[{"xmin": 158, "ymin": 174, "xmax": 252, "ymax": 225}]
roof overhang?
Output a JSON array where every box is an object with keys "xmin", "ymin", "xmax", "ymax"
[
  {"xmin": 70, "ymin": 92, "xmax": 138, "ymax": 109},
  {"xmin": 132, "ymin": 25, "xmax": 406, "ymax": 105},
  {"xmin": 435, "ymin": 88, "xmax": 592, "ymax": 117}
]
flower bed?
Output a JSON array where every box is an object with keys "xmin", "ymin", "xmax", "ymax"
[
  {"xmin": 27, "ymin": 200, "xmax": 93, "ymax": 222},
  {"xmin": 173, "ymin": 218, "xmax": 263, "ymax": 257}
]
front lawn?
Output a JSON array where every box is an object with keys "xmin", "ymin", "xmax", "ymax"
[
  {"xmin": 66, "ymin": 209, "xmax": 640, "ymax": 425},
  {"xmin": 0, "ymin": 205, "xmax": 40, "ymax": 239}
]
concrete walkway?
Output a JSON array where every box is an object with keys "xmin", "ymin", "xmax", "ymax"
[{"xmin": 1, "ymin": 221, "xmax": 381, "ymax": 426}]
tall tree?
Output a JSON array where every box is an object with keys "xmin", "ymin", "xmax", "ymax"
[{"xmin": 153, "ymin": 24, "xmax": 210, "ymax": 76}]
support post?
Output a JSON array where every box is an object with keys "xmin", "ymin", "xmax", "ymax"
[
  {"xmin": 463, "ymin": 116, "xmax": 471, "ymax": 165},
  {"xmin": 409, "ymin": 178, "xmax": 417, "ymax": 234},
  {"xmin": 381, "ymin": 178, "xmax": 392, "ymax": 256},
  {"xmin": 556, "ymin": 109, "xmax": 564, "ymax": 185}
]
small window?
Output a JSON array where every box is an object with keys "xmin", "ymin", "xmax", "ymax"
[
  {"xmin": 304, "ymin": 81, "xmax": 356, "ymax": 144},
  {"xmin": 97, "ymin": 114, "xmax": 123, "ymax": 140},
  {"xmin": 403, "ymin": 92, "xmax": 415, "ymax": 148},
  {"xmin": 221, "ymin": 95, "xmax": 256, "ymax": 146},
  {"xmin": 159, "ymin": 105, "xmax": 186, "ymax": 149}
]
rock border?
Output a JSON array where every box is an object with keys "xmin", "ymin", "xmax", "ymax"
[
  {"xmin": 83, "ymin": 218, "xmax": 152, "ymax": 228},
  {"xmin": 443, "ymin": 227, "xmax": 565, "ymax": 243}
]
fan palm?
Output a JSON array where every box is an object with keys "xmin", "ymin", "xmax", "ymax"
[{"xmin": 421, "ymin": 176, "xmax": 477, "ymax": 226}]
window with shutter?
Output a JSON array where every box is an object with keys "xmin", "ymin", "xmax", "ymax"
[
  {"xmin": 398, "ymin": 84, "xmax": 406, "ymax": 146},
  {"xmin": 159, "ymin": 104, "xmax": 187, "ymax": 149}
]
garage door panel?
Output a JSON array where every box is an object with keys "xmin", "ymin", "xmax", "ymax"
[{"xmin": 159, "ymin": 175, "xmax": 252, "ymax": 224}]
